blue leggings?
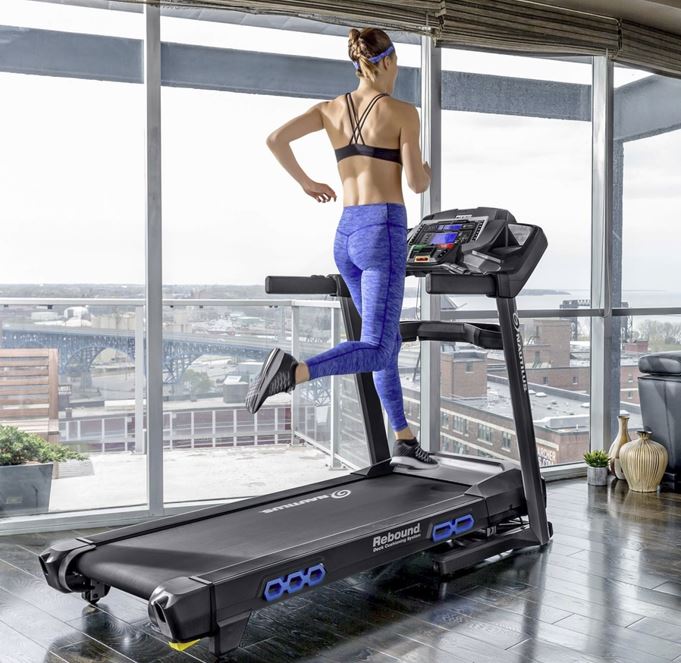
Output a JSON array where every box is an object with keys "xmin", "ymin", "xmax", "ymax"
[{"xmin": 306, "ymin": 202, "xmax": 408, "ymax": 432}]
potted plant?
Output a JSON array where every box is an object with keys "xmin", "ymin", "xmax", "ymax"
[
  {"xmin": 0, "ymin": 425, "xmax": 87, "ymax": 516},
  {"xmin": 584, "ymin": 449, "xmax": 609, "ymax": 486}
]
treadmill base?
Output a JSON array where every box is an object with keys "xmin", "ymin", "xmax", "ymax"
[
  {"xmin": 207, "ymin": 611, "xmax": 251, "ymax": 658},
  {"xmin": 430, "ymin": 520, "xmax": 554, "ymax": 575}
]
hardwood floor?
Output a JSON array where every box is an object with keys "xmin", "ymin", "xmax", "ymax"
[{"xmin": 2, "ymin": 478, "xmax": 681, "ymax": 662}]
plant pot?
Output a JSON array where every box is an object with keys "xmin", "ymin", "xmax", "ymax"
[
  {"xmin": 587, "ymin": 466, "xmax": 608, "ymax": 486},
  {"xmin": 53, "ymin": 458, "xmax": 94, "ymax": 480},
  {"xmin": 0, "ymin": 463, "xmax": 53, "ymax": 516}
]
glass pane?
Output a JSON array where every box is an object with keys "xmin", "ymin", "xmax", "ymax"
[
  {"xmin": 0, "ymin": 5, "xmax": 144, "ymax": 288},
  {"xmin": 440, "ymin": 50, "xmax": 592, "ymax": 310},
  {"xmin": 438, "ymin": 316, "xmax": 591, "ymax": 467},
  {"xmin": 0, "ymin": 304, "xmax": 145, "ymax": 518},
  {"xmin": 613, "ymin": 66, "xmax": 681, "ymax": 309},
  {"xmin": 612, "ymin": 314, "xmax": 681, "ymax": 435},
  {"xmin": 0, "ymin": 0, "xmax": 143, "ymax": 38},
  {"xmin": 0, "ymin": 2, "xmax": 145, "ymax": 522},
  {"xmin": 162, "ymin": 14, "xmax": 421, "ymax": 67},
  {"xmin": 160, "ymin": 16, "xmax": 420, "ymax": 503}
]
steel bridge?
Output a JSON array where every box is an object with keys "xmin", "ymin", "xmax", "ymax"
[{"xmin": 0, "ymin": 325, "xmax": 282, "ymax": 384}]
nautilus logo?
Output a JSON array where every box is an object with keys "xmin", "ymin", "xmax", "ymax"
[
  {"xmin": 512, "ymin": 311, "xmax": 528, "ymax": 392},
  {"xmin": 260, "ymin": 489, "xmax": 352, "ymax": 513}
]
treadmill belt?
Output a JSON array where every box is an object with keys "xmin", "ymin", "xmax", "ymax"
[{"xmin": 76, "ymin": 473, "xmax": 469, "ymax": 598}]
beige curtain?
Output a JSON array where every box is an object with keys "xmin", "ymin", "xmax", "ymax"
[
  {"xmin": 438, "ymin": 0, "xmax": 618, "ymax": 55},
  {"xmin": 117, "ymin": 0, "xmax": 445, "ymax": 33},
  {"xmin": 121, "ymin": 0, "xmax": 681, "ymax": 76},
  {"xmin": 615, "ymin": 21, "xmax": 681, "ymax": 78}
]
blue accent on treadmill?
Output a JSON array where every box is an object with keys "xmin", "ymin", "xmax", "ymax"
[
  {"xmin": 432, "ymin": 514, "xmax": 476, "ymax": 542},
  {"xmin": 263, "ymin": 563, "xmax": 327, "ymax": 602},
  {"xmin": 306, "ymin": 203, "xmax": 409, "ymax": 431}
]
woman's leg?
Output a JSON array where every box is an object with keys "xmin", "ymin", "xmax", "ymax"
[
  {"xmin": 373, "ymin": 330, "xmax": 413, "ymax": 437},
  {"xmin": 305, "ymin": 211, "xmax": 405, "ymax": 380}
]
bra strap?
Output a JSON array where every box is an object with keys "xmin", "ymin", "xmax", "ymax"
[
  {"xmin": 346, "ymin": 92, "xmax": 388, "ymax": 146},
  {"xmin": 345, "ymin": 93, "xmax": 363, "ymax": 145}
]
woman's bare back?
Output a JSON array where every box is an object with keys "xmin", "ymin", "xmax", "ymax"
[{"xmin": 320, "ymin": 92, "xmax": 411, "ymax": 207}]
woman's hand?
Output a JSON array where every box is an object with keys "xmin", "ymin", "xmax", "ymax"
[
  {"xmin": 302, "ymin": 179, "xmax": 337, "ymax": 203},
  {"xmin": 423, "ymin": 161, "xmax": 432, "ymax": 178}
]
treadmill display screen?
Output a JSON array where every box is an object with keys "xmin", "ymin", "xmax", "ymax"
[
  {"xmin": 439, "ymin": 224, "xmax": 463, "ymax": 231},
  {"xmin": 429, "ymin": 232, "xmax": 458, "ymax": 245}
]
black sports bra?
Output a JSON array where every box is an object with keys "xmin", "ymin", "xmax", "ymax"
[{"xmin": 334, "ymin": 92, "xmax": 402, "ymax": 165}]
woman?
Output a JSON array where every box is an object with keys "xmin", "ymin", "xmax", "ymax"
[{"xmin": 246, "ymin": 27, "xmax": 435, "ymax": 469}]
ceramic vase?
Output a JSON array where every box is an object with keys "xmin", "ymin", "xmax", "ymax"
[
  {"xmin": 608, "ymin": 413, "xmax": 632, "ymax": 480},
  {"xmin": 619, "ymin": 428, "xmax": 668, "ymax": 493}
]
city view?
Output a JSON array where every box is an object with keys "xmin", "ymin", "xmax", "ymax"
[{"xmin": 3, "ymin": 278, "xmax": 679, "ymax": 515}]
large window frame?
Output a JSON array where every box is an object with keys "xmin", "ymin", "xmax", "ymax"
[{"xmin": 1, "ymin": 3, "xmax": 680, "ymax": 531}]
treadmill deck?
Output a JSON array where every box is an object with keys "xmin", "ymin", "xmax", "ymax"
[{"xmin": 76, "ymin": 472, "xmax": 472, "ymax": 598}]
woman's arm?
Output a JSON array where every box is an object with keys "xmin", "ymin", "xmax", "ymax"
[
  {"xmin": 400, "ymin": 105, "xmax": 431, "ymax": 194},
  {"xmin": 266, "ymin": 102, "xmax": 337, "ymax": 203}
]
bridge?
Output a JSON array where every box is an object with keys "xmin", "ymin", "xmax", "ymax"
[{"xmin": 0, "ymin": 325, "xmax": 302, "ymax": 384}]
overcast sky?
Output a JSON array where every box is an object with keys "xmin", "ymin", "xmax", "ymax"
[{"xmin": 1, "ymin": 0, "xmax": 679, "ymax": 294}]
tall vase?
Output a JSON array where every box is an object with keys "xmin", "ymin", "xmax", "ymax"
[
  {"xmin": 608, "ymin": 413, "xmax": 632, "ymax": 480},
  {"xmin": 619, "ymin": 428, "xmax": 668, "ymax": 493}
]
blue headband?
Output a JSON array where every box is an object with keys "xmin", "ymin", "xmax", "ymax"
[{"xmin": 352, "ymin": 44, "xmax": 395, "ymax": 69}]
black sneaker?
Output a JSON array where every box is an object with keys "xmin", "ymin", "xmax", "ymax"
[
  {"xmin": 245, "ymin": 348, "xmax": 298, "ymax": 414},
  {"xmin": 391, "ymin": 438, "xmax": 438, "ymax": 470}
]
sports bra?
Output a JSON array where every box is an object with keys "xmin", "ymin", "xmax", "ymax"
[{"xmin": 334, "ymin": 92, "xmax": 402, "ymax": 165}]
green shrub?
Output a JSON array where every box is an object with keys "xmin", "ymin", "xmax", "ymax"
[
  {"xmin": 0, "ymin": 425, "xmax": 87, "ymax": 466},
  {"xmin": 583, "ymin": 449, "xmax": 609, "ymax": 468}
]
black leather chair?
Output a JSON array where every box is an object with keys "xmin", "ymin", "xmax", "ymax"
[{"xmin": 638, "ymin": 351, "xmax": 681, "ymax": 491}]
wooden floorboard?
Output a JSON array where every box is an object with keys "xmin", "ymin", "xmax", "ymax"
[{"xmin": 2, "ymin": 478, "xmax": 681, "ymax": 662}]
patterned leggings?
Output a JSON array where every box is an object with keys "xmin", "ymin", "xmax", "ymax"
[{"xmin": 306, "ymin": 202, "xmax": 408, "ymax": 432}]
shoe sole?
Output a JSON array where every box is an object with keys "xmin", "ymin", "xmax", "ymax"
[
  {"xmin": 390, "ymin": 456, "xmax": 439, "ymax": 470},
  {"xmin": 246, "ymin": 348, "xmax": 285, "ymax": 414}
]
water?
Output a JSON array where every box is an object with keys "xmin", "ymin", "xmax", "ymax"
[{"xmin": 405, "ymin": 290, "xmax": 681, "ymax": 317}]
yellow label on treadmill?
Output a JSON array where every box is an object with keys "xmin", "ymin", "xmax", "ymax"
[{"xmin": 169, "ymin": 639, "xmax": 200, "ymax": 651}]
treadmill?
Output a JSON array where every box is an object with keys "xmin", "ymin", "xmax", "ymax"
[{"xmin": 40, "ymin": 206, "xmax": 552, "ymax": 659}]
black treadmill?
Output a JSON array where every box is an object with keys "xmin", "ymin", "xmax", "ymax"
[{"xmin": 40, "ymin": 206, "xmax": 552, "ymax": 659}]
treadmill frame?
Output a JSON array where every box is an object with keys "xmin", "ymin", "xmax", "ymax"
[{"xmin": 39, "ymin": 270, "xmax": 552, "ymax": 658}]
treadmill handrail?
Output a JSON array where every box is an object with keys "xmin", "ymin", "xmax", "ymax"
[
  {"xmin": 265, "ymin": 275, "xmax": 350, "ymax": 297},
  {"xmin": 425, "ymin": 273, "xmax": 496, "ymax": 296},
  {"xmin": 399, "ymin": 320, "xmax": 503, "ymax": 349}
]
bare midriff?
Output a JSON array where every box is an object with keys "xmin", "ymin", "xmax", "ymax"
[{"xmin": 338, "ymin": 158, "xmax": 404, "ymax": 207}]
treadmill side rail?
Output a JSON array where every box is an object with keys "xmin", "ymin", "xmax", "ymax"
[
  {"xmin": 148, "ymin": 576, "xmax": 214, "ymax": 644},
  {"xmin": 39, "ymin": 538, "xmax": 95, "ymax": 593}
]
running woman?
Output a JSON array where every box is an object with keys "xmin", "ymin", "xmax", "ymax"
[{"xmin": 246, "ymin": 27, "xmax": 435, "ymax": 469}]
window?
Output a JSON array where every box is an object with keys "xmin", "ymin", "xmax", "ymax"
[
  {"xmin": 159, "ymin": 15, "xmax": 422, "ymax": 503},
  {"xmin": 453, "ymin": 415, "xmax": 469, "ymax": 435},
  {"xmin": 478, "ymin": 424, "xmax": 493, "ymax": 443},
  {"xmin": 572, "ymin": 376, "xmax": 579, "ymax": 384},
  {"xmin": 440, "ymin": 49, "xmax": 592, "ymax": 310},
  {"xmin": 465, "ymin": 362, "xmax": 474, "ymax": 373},
  {"xmin": 501, "ymin": 432, "xmax": 513, "ymax": 451},
  {"xmin": 543, "ymin": 376, "xmax": 549, "ymax": 385}
]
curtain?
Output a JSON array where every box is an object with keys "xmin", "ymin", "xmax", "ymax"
[
  {"xmin": 119, "ymin": 0, "xmax": 681, "ymax": 75},
  {"xmin": 438, "ymin": 0, "xmax": 618, "ymax": 55}
]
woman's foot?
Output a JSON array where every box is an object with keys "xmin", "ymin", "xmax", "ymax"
[
  {"xmin": 391, "ymin": 437, "xmax": 438, "ymax": 470},
  {"xmin": 245, "ymin": 348, "xmax": 298, "ymax": 414}
]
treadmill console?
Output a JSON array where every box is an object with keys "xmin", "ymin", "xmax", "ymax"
[{"xmin": 407, "ymin": 207, "xmax": 547, "ymax": 298}]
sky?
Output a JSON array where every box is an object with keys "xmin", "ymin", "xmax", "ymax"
[{"xmin": 1, "ymin": 0, "xmax": 679, "ymax": 294}]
